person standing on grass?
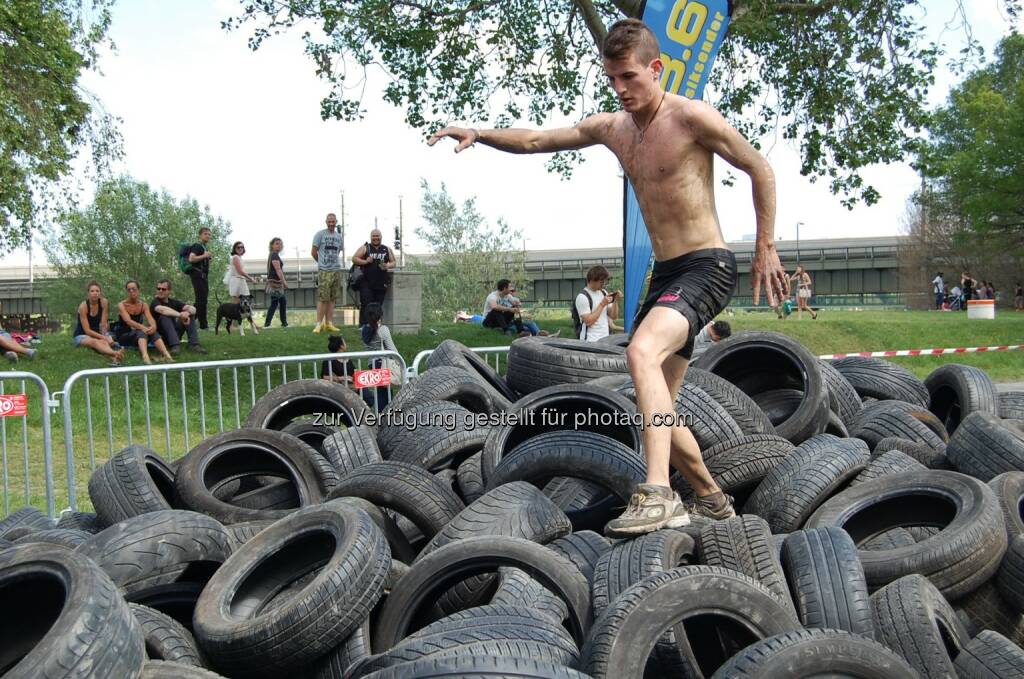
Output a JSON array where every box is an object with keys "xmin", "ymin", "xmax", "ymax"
[
  {"xmin": 790, "ymin": 265, "xmax": 817, "ymax": 320},
  {"xmin": 186, "ymin": 227, "xmax": 215, "ymax": 330},
  {"xmin": 312, "ymin": 213, "xmax": 343, "ymax": 334},
  {"xmin": 265, "ymin": 237, "xmax": 289, "ymax": 328},
  {"xmin": 73, "ymin": 281, "xmax": 124, "ymax": 365},
  {"xmin": 430, "ymin": 19, "xmax": 789, "ymax": 536},
  {"xmin": 932, "ymin": 272, "xmax": 945, "ymax": 310},
  {"xmin": 117, "ymin": 280, "xmax": 173, "ymax": 364},
  {"xmin": 151, "ymin": 279, "xmax": 207, "ymax": 355},
  {"xmin": 351, "ymin": 229, "xmax": 396, "ymax": 325},
  {"xmin": 224, "ymin": 242, "xmax": 258, "ymax": 303}
]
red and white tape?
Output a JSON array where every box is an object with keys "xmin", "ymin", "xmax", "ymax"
[{"xmin": 819, "ymin": 344, "xmax": 1023, "ymax": 360}]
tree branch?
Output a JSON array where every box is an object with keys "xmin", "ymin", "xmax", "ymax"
[
  {"xmin": 732, "ymin": 0, "xmax": 843, "ymax": 22},
  {"xmin": 572, "ymin": 0, "xmax": 607, "ymax": 52},
  {"xmin": 608, "ymin": 0, "xmax": 642, "ymax": 18}
]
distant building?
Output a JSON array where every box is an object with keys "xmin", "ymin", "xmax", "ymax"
[{"xmin": 741, "ymin": 233, "xmax": 756, "ymax": 241}]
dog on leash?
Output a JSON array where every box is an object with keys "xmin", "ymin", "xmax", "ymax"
[{"xmin": 215, "ymin": 295, "xmax": 260, "ymax": 336}]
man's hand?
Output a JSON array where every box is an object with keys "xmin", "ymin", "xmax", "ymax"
[
  {"xmin": 752, "ymin": 243, "xmax": 789, "ymax": 307},
  {"xmin": 144, "ymin": 325, "xmax": 156, "ymax": 336},
  {"xmin": 180, "ymin": 311, "xmax": 191, "ymax": 325},
  {"xmin": 428, "ymin": 127, "xmax": 478, "ymax": 153}
]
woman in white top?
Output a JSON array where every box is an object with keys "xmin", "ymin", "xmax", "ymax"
[
  {"xmin": 224, "ymin": 241, "xmax": 258, "ymax": 302},
  {"xmin": 789, "ymin": 265, "xmax": 817, "ymax": 320}
]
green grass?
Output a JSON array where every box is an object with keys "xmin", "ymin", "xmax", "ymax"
[{"xmin": 1, "ymin": 308, "xmax": 1021, "ymax": 518}]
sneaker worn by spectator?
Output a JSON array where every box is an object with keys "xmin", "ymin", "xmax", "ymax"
[
  {"xmin": 605, "ymin": 484, "xmax": 735, "ymax": 537},
  {"xmin": 4, "ymin": 351, "xmax": 15, "ymax": 363}
]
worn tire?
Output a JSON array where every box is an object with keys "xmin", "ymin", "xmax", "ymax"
[
  {"xmin": 849, "ymin": 449, "xmax": 926, "ymax": 487},
  {"xmin": 0, "ymin": 543, "xmax": 145, "ymax": 678},
  {"xmin": 870, "ymin": 574, "xmax": 969, "ymax": 677},
  {"xmin": 955, "ymin": 581, "xmax": 1024, "ymax": 647},
  {"xmin": 807, "ymin": 470, "xmax": 1008, "ymax": 599},
  {"xmin": 280, "ymin": 421, "xmax": 339, "ymax": 455},
  {"xmin": 506, "ymin": 336, "xmax": 627, "ymax": 395},
  {"xmin": 678, "ymin": 434, "xmax": 793, "ymax": 505},
  {"xmin": 1000, "ymin": 391, "xmax": 1024, "ymax": 420},
  {"xmin": 925, "ymin": 363, "xmax": 1001, "ymax": 435},
  {"xmin": 592, "ymin": 529, "xmax": 698, "ymax": 616},
  {"xmin": 851, "ymin": 407, "xmax": 947, "ymax": 450},
  {"xmin": 947, "ymin": 411, "xmax": 1024, "ymax": 481},
  {"xmin": 130, "ymin": 603, "xmax": 207, "ymax": 666},
  {"xmin": 13, "ymin": 528, "xmax": 90, "ymax": 549},
  {"xmin": 140, "ymin": 662, "xmax": 225, "ymax": 678},
  {"xmin": 374, "ymin": 535, "xmax": 591, "ymax": 652},
  {"xmin": 384, "ymin": 403, "xmax": 490, "ymax": 472},
  {"xmin": 832, "ymin": 356, "xmax": 930, "ymax": 407},
  {"xmin": 427, "ymin": 339, "xmax": 518, "ymax": 403},
  {"xmin": 997, "ymin": 534, "xmax": 1024, "ymax": 613},
  {"xmin": 581, "ymin": 565, "xmax": 801, "ymax": 679},
  {"xmin": 990, "ymin": 471, "xmax": 1024, "ymax": 539},
  {"xmin": 696, "ymin": 331, "xmax": 829, "ymax": 444},
  {"xmin": 699, "ymin": 515, "xmax": 793, "ymax": 612},
  {"xmin": 455, "ymin": 451, "xmax": 486, "ymax": 504},
  {"xmin": 710, "ymin": 628, "xmax": 918, "ymax": 679},
  {"xmin": 954, "ymin": 630, "xmax": 1024, "ymax": 679},
  {"xmin": 320, "ymin": 425, "xmax": 382, "ymax": 475},
  {"xmin": 819, "ymin": 359, "xmax": 864, "ymax": 429},
  {"xmin": 389, "ymin": 365, "xmax": 503, "ymax": 415},
  {"xmin": 244, "ymin": 379, "xmax": 370, "ymax": 430},
  {"xmin": 359, "ymin": 656, "xmax": 591, "ymax": 679},
  {"xmin": 547, "ymin": 530, "xmax": 610, "ymax": 584},
  {"xmin": 55, "ymin": 511, "xmax": 102, "ymax": 534},
  {"xmin": 193, "ymin": 502, "xmax": 390, "ymax": 677},
  {"xmin": 86, "ymin": 445, "xmax": 176, "ymax": 527},
  {"xmin": 744, "ymin": 434, "xmax": 859, "ymax": 517},
  {"xmin": 781, "ymin": 527, "xmax": 873, "ymax": 635},
  {"xmin": 327, "ymin": 461, "xmax": 464, "ymax": 541},
  {"xmin": 174, "ymin": 428, "xmax": 326, "ymax": 524},
  {"xmin": 686, "ymin": 367, "xmax": 776, "ymax": 435},
  {"xmin": 873, "ymin": 436, "xmax": 951, "ymax": 469}
]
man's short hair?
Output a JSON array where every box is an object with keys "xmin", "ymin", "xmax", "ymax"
[
  {"xmin": 157, "ymin": 278, "xmax": 171, "ymax": 289},
  {"xmin": 711, "ymin": 320, "xmax": 732, "ymax": 340},
  {"xmin": 586, "ymin": 265, "xmax": 610, "ymax": 283},
  {"xmin": 603, "ymin": 19, "xmax": 660, "ymax": 63},
  {"xmin": 496, "ymin": 279, "xmax": 511, "ymax": 292},
  {"xmin": 198, "ymin": 227, "xmax": 211, "ymax": 236}
]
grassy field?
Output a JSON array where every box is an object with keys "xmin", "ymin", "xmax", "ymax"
[{"xmin": 0, "ymin": 307, "xmax": 1021, "ymax": 518}]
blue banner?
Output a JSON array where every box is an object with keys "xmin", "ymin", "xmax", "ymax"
[{"xmin": 624, "ymin": 1, "xmax": 731, "ymax": 331}]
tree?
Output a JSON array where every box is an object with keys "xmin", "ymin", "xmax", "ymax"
[
  {"xmin": 224, "ymin": 1, "xmax": 1019, "ymax": 208},
  {"xmin": 43, "ymin": 176, "xmax": 233, "ymax": 316},
  {"xmin": 918, "ymin": 33, "xmax": 1024, "ymax": 255},
  {"xmin": 410, "ymin": 180, "xmax": 527, "ymax": 321},
  {"xmin": 0, "ymin": 0, "xmax": 122, "ymax": 253}
]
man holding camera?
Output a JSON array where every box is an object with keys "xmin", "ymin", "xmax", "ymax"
[
  {"xmin": 351, "ymin": 228, "xmax": 396, "ymax": 326},
  {"xmin": 576, "ymin": 265, "xmax": 621, "ymax": 342}
]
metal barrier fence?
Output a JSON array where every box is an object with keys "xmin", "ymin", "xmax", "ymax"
[
  {"xmin": 0, "ymin": 350, "xmax": 405, "ymax": 517},
  {"xmin": 0, "ymin": 372, "xmax": 56, "ymax": 519},
  {"xmin": 410, "ymin": 345, "xmax": 511, "ymax": 378}
]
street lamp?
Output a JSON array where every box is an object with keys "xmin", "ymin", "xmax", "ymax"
[{"xmin": 795, "ymin": 221, "xmax": 804, "ymax": 263}]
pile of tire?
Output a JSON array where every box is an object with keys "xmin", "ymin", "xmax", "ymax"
[{"xmin": 2, "ymin": 333, "xmax": 1024, "ymax": 678}]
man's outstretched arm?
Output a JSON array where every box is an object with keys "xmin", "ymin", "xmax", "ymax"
[
  {"xmin": 684, "ymin": 101, "xmax": 789, "ymax": 307},
  {"xmin": 428, "ymin": 114, "xmax": 613, "ymax": 154}
]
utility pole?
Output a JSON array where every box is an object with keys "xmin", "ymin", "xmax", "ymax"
[
  {"xmin": 398, "ymin": 195, "xmax": 404, "ymax": 268},
  {"xmin": 796, "ymin": 221, "xmax": 804, "ymax": 264}
]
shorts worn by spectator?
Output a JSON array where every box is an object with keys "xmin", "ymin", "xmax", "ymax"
[
  {"xmin": 116, "ymin": 280, "xmax": 174, "ymax": 365},
  {"xmin": 312, "ymin": 213, "xmax": 344, "ymax": 333},
  {"xmin": 72, "ymin": 281, "xmax": 124, "ymax": 364}
]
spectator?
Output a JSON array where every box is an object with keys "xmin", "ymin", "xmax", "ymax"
[
  {"xmin": 352, "ymin": 229, "xmax": 396, "ymax": 326},
  {"xmin": 359, "ymin": 303, "xmax": 396, "ymax": 409},
  {"xmin": 320, "ymin": 334, "xmax": 353, "ymax": 384},
  {"xmin": 575, "ymin": 265, "xmax": 620, "ymax": 342},
  {"xmin": 223, "ymin": 241, "xmax": 257, "ymax": 303},
  {"xmin": 499, "ymin": 284, "xmax": 557, "ymax": 337},
  {"xmin": 73, "ymin": 280, "xmax": 124, "ymax": 364},
  {"xmin": 311, "ymin": 213, "xmax": 343, "ymax": 334},
  {"xmin": 691, "ymin": 320, "xmax": 732, "ymax": 360},
  {"xmin": 986, "ymin": 281, "xmax": 995, "ymax": 301},
  {"xmin": 483, "ymin": 279, "xmax": 526, "ymax": 335},
  {"xmin": 0, "ymin": 315, "xmax": 36, "ymax": 363},
  {"xmin": 264, "ymin": 237, "xmax": 289, "ymax": 328},
  {"xmin": 932, "ymin": 271, "xmax": 944, "ymax": 310},
  {"xmin": 150, "ymin": 279, "xmax": 206, "ymax": 355},
  {"xmin": 1015, "ymin": 282, "xmax": 1023, "ymax": 311},
  {"xmin": 960, "ymin": 271, "xmax": 975, "ymax": 304},
  {"xmin": 790, "ymin": 265, "xmax": 817, "ymax": 320},
  {"xmin": 185, "ymin": 226, "xmax": 214, "ymax": 330},
  {"xmin": 117, "ymin": 280, "xmax": 173, "ymax": 364}
]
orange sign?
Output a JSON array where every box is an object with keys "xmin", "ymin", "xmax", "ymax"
[
  {"xmin": 353, "ymin": 368, "xmax": 392, "ymax": 389},
  {"xmin": 0, "ymin": 394, "xmax": 28, "ymax": 417}
]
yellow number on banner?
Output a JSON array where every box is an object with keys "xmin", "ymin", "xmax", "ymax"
[
  {"xmin": 660, "ymin": 53, "xmax": 688, "ymax": 93},
  {"xmin": 667, "ymin": 1, "xmax": 708, "ymax": 47}
]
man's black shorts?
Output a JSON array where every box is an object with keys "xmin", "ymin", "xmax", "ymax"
[{"xmin": 632, "ymin": 247, "xmax": 737, "ymax": 359}]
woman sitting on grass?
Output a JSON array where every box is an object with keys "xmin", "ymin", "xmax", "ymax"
[
  {"xmin": 116, "ymin": 280, "xmax": 174, "ymax": 364},
  {"xmin": 73, "ymin": 281, "xmax": 125, "ymax": 365},
  {"xmin": 360, "ymin": 303, "xmax": 397, "ymax": 409}
]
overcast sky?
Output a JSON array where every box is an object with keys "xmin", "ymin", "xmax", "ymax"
[{"xmin": 2, "ymin": 0, "xmax": 1019, "ymax": 268}]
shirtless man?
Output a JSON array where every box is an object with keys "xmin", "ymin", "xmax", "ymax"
[{"xmin": 429, "ymin": 19, "xmax": 788, "ymax": 536}]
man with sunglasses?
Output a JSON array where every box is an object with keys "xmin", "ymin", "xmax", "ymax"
[{"xmin": 151, "ymin": 279, "xmax": 207, "ymax": 355}]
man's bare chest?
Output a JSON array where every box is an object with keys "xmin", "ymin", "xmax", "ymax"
[{"xmin": 608, "ymin": 122, "xmax": 710, "ymax": 185}]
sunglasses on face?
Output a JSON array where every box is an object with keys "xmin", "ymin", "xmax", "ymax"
[{"xmin": 156, "ymin": 287, "xmax": 168, "ymax": 291}]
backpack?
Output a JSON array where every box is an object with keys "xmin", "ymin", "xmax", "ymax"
[
  {"xmin": 347, "ymin": 242, "xmax": 371, "ymax": 291},
  {"xmin": 178, "ymin": 242, "xmax": 194, "ymax": 274},
  {"xmin": 571, "ymin": 287, "xmax": 593, "ymax": 339}
]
